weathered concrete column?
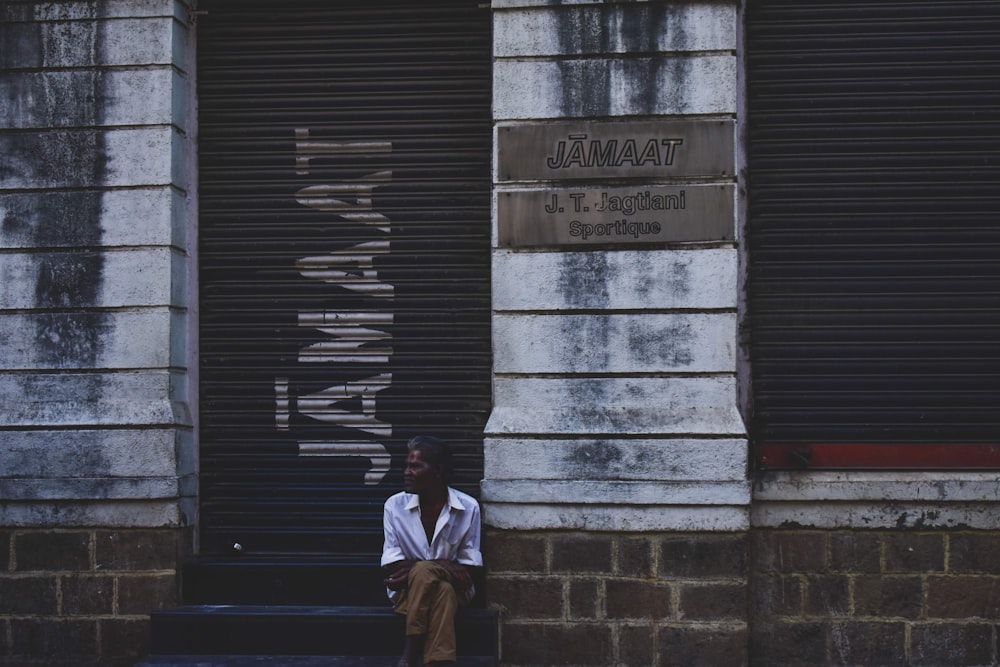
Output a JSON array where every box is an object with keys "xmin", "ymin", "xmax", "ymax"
[
  {"xmin": 483, "ymin": 1, "xmax": 747, "ymax": 663},
  {"xmin": 0, "ymin": 2, "xmax": 195, "ymax": 663},
  {"xmin": 485, "ymin": 0, "xmax": 746, "ymax": 545}
]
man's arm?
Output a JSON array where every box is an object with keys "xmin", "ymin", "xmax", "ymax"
[
  {"xmin": 385, "ymin": 558, "xmax": 474, "ymax": 595},
  {"xmin": 381, "ymin": 496, "xmax": 411, "ymax": 590},
  {"xmin": 383, "ymin": 559, "xmax": 416, "ymax": 591},
  {"xmin": 454, "ymin": 499, "xmax": 483, "ymax": 567}
]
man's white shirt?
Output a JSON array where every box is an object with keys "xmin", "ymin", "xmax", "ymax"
[{"xmin": 381, "ymin": 487, "xmax": 483, "ymax": 598}]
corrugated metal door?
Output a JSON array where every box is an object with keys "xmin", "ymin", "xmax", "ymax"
[
  {"xmin": 197, "ymin": 0, "xmax": 492, "ymax": 557},
  {"xmin": 747, "ymin": 1, "xmax": 1000, "ymax": 468}
]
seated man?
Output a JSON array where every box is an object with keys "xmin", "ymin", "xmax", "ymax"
[{"xmin": 381, "ymin": 435, "xmax": 482, "ymax": 667}]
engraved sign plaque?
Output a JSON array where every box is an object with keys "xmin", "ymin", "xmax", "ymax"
[
  {"xmin": 498, "ymin": 184, "xmax": 734, "ymax": 248},
  {"xmin": 498, "ymin": 119, "xmax": 734, "ymax": 182}
]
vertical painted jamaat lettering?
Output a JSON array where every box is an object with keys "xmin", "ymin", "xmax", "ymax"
[{"xmin": 273, "ymin": 128, "xmax": 393, "ymax": 485}]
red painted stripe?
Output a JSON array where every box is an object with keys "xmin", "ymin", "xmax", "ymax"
[{"xmin": 757, "ymin": 443, "xmax": 1000, "ymax": 469}]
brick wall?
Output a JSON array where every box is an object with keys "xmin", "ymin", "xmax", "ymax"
[
  {"xmin": 751, "ymin": 528, "xmax": 1000, "ymax": 666},
  {"xmin": 0, "ymin": 528, "xmax": 188, "ymax": 666},
  {"xmin": 486, "ymin": 529, "xmax": 749, "ymax": 666}
]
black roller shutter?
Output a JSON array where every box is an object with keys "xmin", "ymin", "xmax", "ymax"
[
  {"xmin": 197, "ymin": 0, "xmax": 492, "ymax": 556},
  {"xmin": 747, "ymin": 0, "xmax": 1000, "ymax": 468}
]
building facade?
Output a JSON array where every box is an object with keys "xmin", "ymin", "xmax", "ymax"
[{"xmin": 2, "ymin": 0, "xmax": 999, "ymax": 665}]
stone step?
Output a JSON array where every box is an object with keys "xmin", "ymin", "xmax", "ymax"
[
  {"xmin": 146, "ymin": 605, "xmax": 498, "ymax": 662},
  {"xmin": 136, "ymin": 655, "xmax": 496, "ymax": 666},
  {"xmin": 180, "ymin": 560, "xmax": 487, "ymax": 607},
  {"xmin": 180, "ymin": 560, "xmax": 389, "ymax": 606}
]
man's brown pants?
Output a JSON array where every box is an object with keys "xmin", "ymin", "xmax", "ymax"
[{"xmin": 393, "ymin": 560, "xmax": 465, "ymax": 663}]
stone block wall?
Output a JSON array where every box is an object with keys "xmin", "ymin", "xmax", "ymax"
[
  {"xmin": 0, "ymin": 0, "xmax": 196, "ymax": 516},
  {"xmin": 484, "ymin": 0, "xmax": 746, "ymax": 528},
  {"xmin": 0, "ymin": 528, "xmax": 188, "ymax": 666},
  {"xmin": 0, "ymin": 2, "xmax": 195, "ymax": 664},
  {"xmin": 750, "ymin": 528, "xmax": 1000, "ymax": 667},
  {"xmin": 487, "ymin": 529, "xmax": 748, "ymax": 666}
]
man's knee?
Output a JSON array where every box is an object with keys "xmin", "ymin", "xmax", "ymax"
[
  {"xmin": 407, "ymin": 560, "xmax": 448, "ymax": 587},
  {"xmin": 408, "ymin": 561, "xmax": 460, "ymax": 606}
]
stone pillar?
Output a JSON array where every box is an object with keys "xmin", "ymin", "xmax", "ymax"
[
  {"xmin": 0, "ymin": 2, "xmax": 195, "ymax": 664},
  {"xmin": 483, "ymin": 1, "xmax": 747, "ymax": 663}
]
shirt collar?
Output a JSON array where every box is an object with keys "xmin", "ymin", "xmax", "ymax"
[
  {"xmin": 447, "ymin": 487, "xmax": 465, "ymax": 510},
  {"xmin": 402, "ymin": 487, "xmax": 465, "ymax": 511}
]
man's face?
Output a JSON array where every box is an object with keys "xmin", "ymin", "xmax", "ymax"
[{"xmin": 403, "ymin": 448, "xmax": 441, "ymax": 494}]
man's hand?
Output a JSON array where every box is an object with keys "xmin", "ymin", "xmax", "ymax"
[{"xmin": 384, "ymin": 560, "xmax": 415, "ymax": 592}]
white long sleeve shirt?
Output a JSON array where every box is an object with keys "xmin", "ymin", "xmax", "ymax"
[{"xmin": 380, "ymin": 487, "xmax": 483, "ymax": 599}]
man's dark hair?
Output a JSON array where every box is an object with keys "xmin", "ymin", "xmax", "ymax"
[{"xmin": 407, "ymin": 435, "xmax": 453, "ymax": 483}]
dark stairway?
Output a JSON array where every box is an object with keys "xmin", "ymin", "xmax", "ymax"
[{"xmin": 137, "ymin": 560, "xmax": 499, "ymax": 667}]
